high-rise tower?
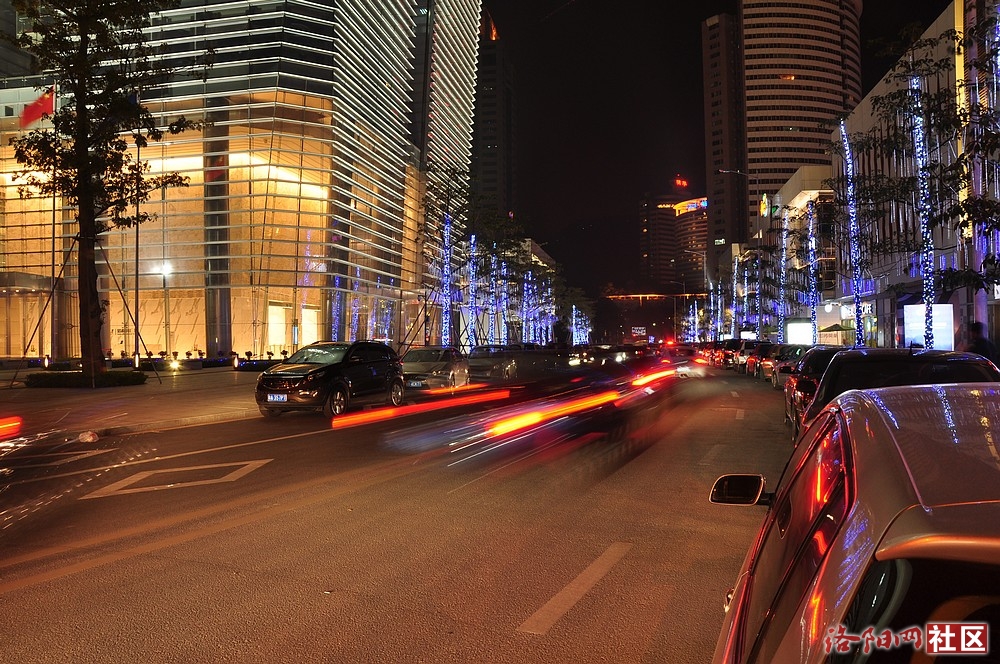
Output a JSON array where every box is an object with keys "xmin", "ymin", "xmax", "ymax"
[{"xmin": 741, "ymin": 0, "xmax": 862, "ymax": 237}]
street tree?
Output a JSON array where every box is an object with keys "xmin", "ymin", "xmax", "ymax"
[{"xmin": 4, "ymin": 0, "xmax": 207, "ymax": 382}]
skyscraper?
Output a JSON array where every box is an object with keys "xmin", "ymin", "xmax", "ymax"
[
  {"xmin": 470, "ymin": 8, "xmax": 517, "ymax": 221},
  {"xmin": 702, "ymin": 0, "xmax": 862, "ymax": 337},
  {"xmin": 742, "ymin": 0, "xmax": 862, "ymax": 231}
]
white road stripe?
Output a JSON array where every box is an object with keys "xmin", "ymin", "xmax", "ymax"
[{"xmin": 518, "ymin": 542, "xmax": 633, "ymax": 635}]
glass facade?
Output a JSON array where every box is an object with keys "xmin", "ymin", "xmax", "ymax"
[{"xmin": 0, "ymin": 0, "xmax": 484, "ymax": 360}]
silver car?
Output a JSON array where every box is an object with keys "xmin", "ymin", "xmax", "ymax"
[
  {"xmin": 400, "ymin": 346, "xmax": 470, "ymax": 389},
  {"xmin": 710, "ymin": 383, "xmax": 1000, "ymax": 663}
]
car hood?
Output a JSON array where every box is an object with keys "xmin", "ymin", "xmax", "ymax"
[
  {"xmin": 262, "ymin": 363, "xmax": 329, "ymax": 377},
  {"xmin": 404, "ymin": 361, "xmax": 449, "ymax": 373},
  {"xmin": 469, "ymin": 356, "xmax": 503, "ymax": 366}
]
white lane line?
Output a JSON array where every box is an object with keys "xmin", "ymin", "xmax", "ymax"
[
  {"xmin": 735, "ymin": 409, "xmax": 745, "ymax": 420},
  {"xmin": 81, "ymin": 459, "xmax": 272, "ymax": 499},
  {"xmin": 730, "ymin": 390, "xmax": 739, "ymax": 397},
  {"xmin": 518, "ymin": 542, "xmax": 633, "ymax": 635}
]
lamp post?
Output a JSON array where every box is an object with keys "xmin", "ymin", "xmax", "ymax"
[
  {"xmin": 665, "ymin": 279, "xmax": 686, "ymax": 342},
  {"xmin": 160, "ymin": 261, "xmax": 172, "ymax": 358},
  {"xmin": 717, "ymin": 168, "xmax": 764, "ymax": 339}
]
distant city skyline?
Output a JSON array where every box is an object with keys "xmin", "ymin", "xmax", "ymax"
[{"xmin": 483, "ymin": 0, "xmax": 953, "ymax": 298}]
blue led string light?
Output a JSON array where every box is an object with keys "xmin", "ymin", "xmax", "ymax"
[
  {"xmin": 806, "ymin": 201, "xmax": 819, "ymax": 344},
  {"xmin": 911, "ymin": 75, "xmax": 935, "ymax": 349},
  {"xmin": 442, "ymin": 212, "xmax": 452, "ymax": 346},
  {"xmin": 778, "ymin": 208, "xmax": 788, "ymax": 343},
  {"xmin": 839, "ymin": 119, "xmax": 865, "ymax": 347},
  {"xmin": 730, "ymin": 257, "xmax": 739, "ymax": 338},
  {"xmin": 468, "ymin": 234, "xmax": 477, "ymax": 346}
]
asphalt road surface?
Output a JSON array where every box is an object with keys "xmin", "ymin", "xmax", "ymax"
[{"xmin": 0, "ymin": 369, "xmax": 791, "ymax": 663}]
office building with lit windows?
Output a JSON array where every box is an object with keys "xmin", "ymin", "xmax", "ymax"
[{"xmin": 0, "ymin": 0, "xmax": 483, "ymax": 360}]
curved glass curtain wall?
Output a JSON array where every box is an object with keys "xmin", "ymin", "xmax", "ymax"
[{"xmin": 101, "ymin": 0, "xmax": 418, "ymax": 358}]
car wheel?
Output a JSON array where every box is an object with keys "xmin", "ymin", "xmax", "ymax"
[
  {"xmin": 259, "ymin": 407, "xmax": 281, "ymax": 417},
  {"xmin": 387, "ymin": 379, "xmax": 404, "ymax": 406},
  {"xmin": 323, "ymin": 388, "xmax": 348, "ymax": 418}
]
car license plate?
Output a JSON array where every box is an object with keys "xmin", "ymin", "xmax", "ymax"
[
  {"xmin": 407, "ymin": 380, "xmax": 422, "ymax": 388},
  {"xmin": 267, "ymin": 393, "xmax": 287, "ymax": 402}
]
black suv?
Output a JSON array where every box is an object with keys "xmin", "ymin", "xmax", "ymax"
[
  {"xmin": 255, "ymin": 340, "xmax": 404, "ymax": 417},
  {"xmin": 797, "ymin": 348, "xmax": 1000, "ymax": 436}
]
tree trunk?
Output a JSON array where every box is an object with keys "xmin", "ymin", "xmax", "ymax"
[{"xmin": 77, "ymin": 211, "xmax": 106, "ymax": 382}]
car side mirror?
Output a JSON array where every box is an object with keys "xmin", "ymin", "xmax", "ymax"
[
  {"xmin": 778, "ymin": 365, "xmax": 792, "ymax": 374},
  {"xmin": 710, "ymin": 474, "xmax": 771, "ymax": 506},
  {"xmin": 796, "ymin": 379, "xmax": 817, "ymax": 398}
]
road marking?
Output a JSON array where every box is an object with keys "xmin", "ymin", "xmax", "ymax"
[
  {"xmin": 0, "ymin": 449, "xmax": 114, "ymax": 469},
  {"xmin": 518, "ymin": 541, "xmax": 633, "ymax": 635},
  {"xmin": 3, "ymin": 426, "xmax": 328, "ymax": 487},
  {"xmin": 735, "ymin": 409, "xmax": 745, "ymax": 420},
  {"xmin": 80, "ymin": 459, "xmax": 271, "ymax": 499},
  {"xmin": 730, "ymin": 390, "xmax": 740, "ymax": 397}
]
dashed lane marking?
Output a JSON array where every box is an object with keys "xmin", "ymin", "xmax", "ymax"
[{"xmin": 518, "ymin": 542, "xmax": 633, "ymax": 635}]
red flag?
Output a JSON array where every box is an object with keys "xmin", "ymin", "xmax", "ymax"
[{"xmin": 19, "ymin": 86, "xmax": 55, "ymax": 129}]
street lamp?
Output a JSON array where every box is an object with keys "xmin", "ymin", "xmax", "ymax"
[
  {"xmin": 717, "ymin": 168, "xmax": 764, "ymax": 339},
  {"xmin": 664, "ymin": 279, "xmax": 687, "ymax": 342},
  {"xmin": 160, "ymin": 261, "xmax": 172, "ymax": 358}
]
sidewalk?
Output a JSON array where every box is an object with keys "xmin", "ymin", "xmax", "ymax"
[{"xmin": 0, "ymin": 366, "xmax": 262, "ymax": 439}]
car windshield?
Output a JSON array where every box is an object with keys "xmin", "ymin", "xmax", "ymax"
[
  {"xmin": 470, "ymin": 347, "xmax": 504, "ymax": 358},
  {"xmin": 403, "ymin": 349, "xmax": 445, "ymax": 362},
  {"xmin": 285, "ymin": 345, "xmax": 347, "ymax": 364}
]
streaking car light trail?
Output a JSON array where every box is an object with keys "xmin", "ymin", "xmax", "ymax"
[
  {"xmin": 0, "ymin": 416, "xmax": 23, "ymax": 440},
  {"xmin": 485, "ymin": 390, "xmax": 620, "ymax": 437},
  {"xmin": 330, "ymin": 390, "xmax": 511, "ymax": 429},
  {"xmin": 631, "ymin": 368, "xmax": 676, "ymax": 387}
]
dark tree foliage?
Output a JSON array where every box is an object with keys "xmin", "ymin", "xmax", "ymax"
[{"xmin": 3, "ymin": 0, "xmax": 207, "ymax": 381}]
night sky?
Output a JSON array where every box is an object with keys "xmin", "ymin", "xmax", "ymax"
[{"xmin": 482, "ymin": 0, "xmax": 954, "ymax": 300}]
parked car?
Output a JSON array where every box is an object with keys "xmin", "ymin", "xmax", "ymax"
[
  {"xmin": 718, "ymin": 338, "xmax": 742, "ymax": 369},
  {"xmin": 467, "ymin": 344, "xmax": 517, "ymax": 381},
  {"xmin": 770, "ymin": 344, "xmax": 812, "ymax": 390},
  {"xmin": 734, "ymin": 340, "xmax": 760, "ymax": 373},
  {"xmin": 743, "ymin": 341, "xmax": 774, "ymax": 377},
  {"xmin": 796, "ymin": 348, "xmax": 1000, "ymax": 435},
  {"xmin": 783, "ymin": 345, "xmax": 844, "ymax": 437},
  {"xmin": 709, "ymin": 383, "xmax": 1000, "ymax": 663},
  {"xmin": 761, "ymin": 343, "xmax": 806, "ymax": 383},
  {"xmin": 255, "ymin": 340, "xmax": 404, "ymax": 417},
  {"xmin": 400, "ymin": 345, "xmax": 470, "ymax": 389}
]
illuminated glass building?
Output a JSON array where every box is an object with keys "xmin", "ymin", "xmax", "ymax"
[{"xmin": 0, "ymin": 0, "xmax": 482, "ymax": 361}]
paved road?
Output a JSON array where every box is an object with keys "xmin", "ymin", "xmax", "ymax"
[{"xmin": 0, "ymin": 367, "xmax": 791, "ymax": 662}]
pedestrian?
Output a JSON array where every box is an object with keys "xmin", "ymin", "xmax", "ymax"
[{"xmin": 964, "ymin": 321, "xmax": 998, "ymax": 364}]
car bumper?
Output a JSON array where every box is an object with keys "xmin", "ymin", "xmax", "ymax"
[{"xmin": 255, "ymin": 389, "xmax": 326, "ymax": 409}]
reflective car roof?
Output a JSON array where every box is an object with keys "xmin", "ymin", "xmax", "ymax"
[
  {"xmin": 846, "ymin": 382, "xmax": 1000, "ymax": 506},
  {"xmin": 837, "ymin": 383, "xmax": 1000, "ymax": 564}
]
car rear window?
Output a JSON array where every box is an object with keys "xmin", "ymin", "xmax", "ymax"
[
  {"xmin": 802, "ymin": 348, "xmax": 841, "ymax": 375},
  {"xmin": 828, "ymin": 359, "xmax": 999, "ymax": 398}
]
